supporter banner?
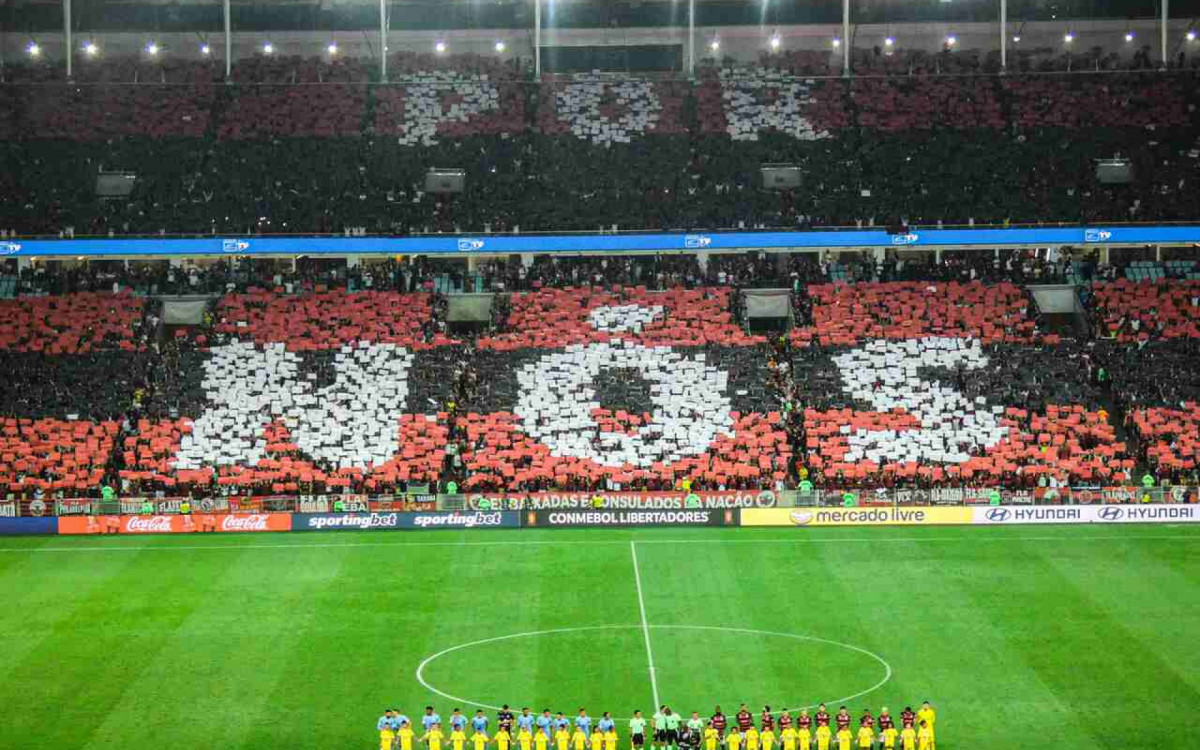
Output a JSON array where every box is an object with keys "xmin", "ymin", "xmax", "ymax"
[
  {"xmin": 741, "ymin": 506, "xmax": 974, "ymax": 527},
  {"xmin": 0, "ymin": 517, "xmax": 58, "ymax": 535},
  {"xmin": 467, "ymin": 491, "xmax": 778, "ymax": 512},
  {"xmin": 526, "ymin": 509, "xmax": 735, "ymax": 527},
  {"xmin": 57, "ymin": 513, "xmax": 293, "ymax": 535},
  {"xmin": 294, "ymin": 511, "xmax": 520, "ymax": 531},
  {"xmin": 974, "ymin": 504, "xmax": 1200, "ymax": 525},
  {"xmin": 0, "ymin": 502, "xmax": 16, "ymax": 518},
  {"xmin": 9, "ymin": 226, "xmax": 1200, "ymax": 257}
]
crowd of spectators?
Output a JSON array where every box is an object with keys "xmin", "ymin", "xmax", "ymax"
[{"xmin": 2, "ymin": 57, "xmax": 1200, "ymax": 235}]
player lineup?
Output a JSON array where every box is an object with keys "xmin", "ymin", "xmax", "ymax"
[{"xmin": 377, "ymin": 703, "xmax": 938, "ymax": 750}]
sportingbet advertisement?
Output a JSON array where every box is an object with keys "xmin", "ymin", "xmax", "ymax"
[{"xmin": 294, "ymin": 511, "xmax": 521, "ymax": 531}]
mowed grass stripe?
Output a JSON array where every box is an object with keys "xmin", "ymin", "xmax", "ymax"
[{"xmin": 0, "ymin": 548, "xmax": 233, "ymax": 750}]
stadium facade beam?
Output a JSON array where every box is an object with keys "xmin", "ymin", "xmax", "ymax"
[
  {"xmin": 380, "ymin": 0, "xmax": 388, "ymax": 82},
  {"xmin": 535, "ymin": 0, "xmax": 541, "ymax": 77},
  {"xmin": 64, "ymin": 0, "xmax": 72, "ymax": 79},
  {"xmin": 1162, "ymin": 0, "xmax": 1169, "ymax": 67},
  {"xmin": 223, "ymin": 0, "xmax": 231, "ymax": 80},
  {"xmin": 688, "ymin": 0, "xmax": 695, "ymax": 78},
  {"xmin": 1000, "ymin": 0, "xmax": 1007, "ymax": 71},
  {"xmin": 842, "ymin": 0, "xmax": 850, "ymax": 75}
]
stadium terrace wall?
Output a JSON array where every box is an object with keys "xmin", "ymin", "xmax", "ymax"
[{"xmin": 5, "ymin": 226, "xmax": 1200, "ymax": 257}]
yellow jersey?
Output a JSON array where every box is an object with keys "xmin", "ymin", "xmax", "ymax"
[
  {"xmin": 452, "ymin": 729, "xmax": 468, "ymax": 750},
  {"xmin": 400, "ymin": 728, "xmax": 416, "ymax": 750},
  {"xmin": 556, "ymin": 730, "xmax": 571, "ymax": 750},
  {"xmin": 428, "ymin": 730, "xmax": 445, "ymax": 750},
  {"xmin": 797, "ymin": 728, "xmax": 812, "ymax": 750},
  {"xmin": 814, "ymin": 727, "xmax": 831, "ymax": 750},
  {"xmin": 856, "ymin": 728, "xmax": 873, "ymax": 749},
  {"xmin": 473, "ymin": 734, "xmax": 490, "ymax": 750},
  {"xmin": 571, "ymin": 731, "xmax": 587, "ymax": 750},
  {"xmin": 704, "ymin": 728, "xmax": 719, "ymax": 750},
  {"xmin": 917, "ymin": 728, "xmax": 932, "ymax": 750},
  {"xmin": 836, "ymin": 729, "xmax": 852, "ymax": 750},
  {"xmin": 535, "ymin": 733, "xmax": 550, "ymax": 750},
  {"xmin": 604, "ymin": 731, "xmax": 618, "ymax": 750},
  {"xmin": 746, "ymin": 727, "xmax": 761, "ymax": 750},
  {"xmin": 881, "ymin": 728, "xmax": 898, "ymax": 749},
  {"xmin": 381, "ymin": 729, "xmax": 397, "ymax": 750},
  {"xmin": 729, "ymin": 732, "xmax": 744, "ymax": 750},
  {"xmin": 518, "ymin": 730, "xmax": 534, "ymax": 750},
  {"xmin": 495, "ymin": 732, "xmax": 512, "ymax": 750},
  {"xmin": 589, "ymin": 732, "xmax": 604, "ymax": 750},
  {"xmin": 916, "ymin": 710, "xmax": 935, "ymax": 734},
  {"xmin": 761, "ymin": 729, "xmax": 776, "ymax": 750},
  {"xmin": 779, "ymin": 727, "xmax": 796, "ymax": 750},
  {"xmin": 900, "ymin": 728, "xmax": 916, "ymax": 750}
]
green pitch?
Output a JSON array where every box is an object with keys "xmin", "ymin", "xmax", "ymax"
[{"xmin": 2, "ymin": 524, "xmax": 1199, "ymax": 750}]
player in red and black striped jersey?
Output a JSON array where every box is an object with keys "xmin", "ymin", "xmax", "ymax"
[
  {"xmin": 877, "ymin": 709, "xmax": 894, "ymax": 733},
  {"xmin": 835, "ymin": 709, "xmax": 851, "ymax": 733},
  {"xmin": 760, "ymin": 708, "xmax": 774, "ymax": 732},
  {"xmin": 736, "ymin": 706, "xmax": 753, "ymax": 733},
  {"xmin": 858, "ymin": 711, "xmax": 874, "ymax": 731},
  {"xmin": 711, "ymin": 708, "xmax": 728, "ymax": 739},
  {"xmin": 813, "ymin": 707, "xmax": 829, "ymax": 730},
  {"xmin": 777, "ymin": 713, "xmax": 792, "ymax": 733},
  {"xmin": 900, "ymin": 709, "xmax": 916, "ymax": 731}
]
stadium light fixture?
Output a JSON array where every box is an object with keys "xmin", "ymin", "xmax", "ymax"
[
  {"xmin": 146, "ymin": 42, "xmax": 159, "ymax": 56},
  {"xmin": 710, "ymin": 39, "xmax": 720, "ymax": 52},
  {"xmin": 884, "ymin": 36, "xmax": 895, "ymax": 47},
  {"xmin": 945, "ymin": 35, "xmax": 957, "ymax": 47},
  {"xmin": 262, "ymin": 42, "xmax": 274, "ymax": 55},
  {"xmin": 831, "ymin": 37, "xmax": 841, "ymax": 48},
  {"xmin": 200, "ymin": 44, "xmax": 211, "ymax": 56},
  {"xmin": 1013, "ymin": 35, "xmax": 1021, "ymax": 43},
  {"xmin": 495, "ymin": 40, "xmax": 506, "ymax": 53},
  {"xmin": 84, "ymin": 41, "xmax": 98, "ymax": 56},
  {"xmin": 327, "ymin": 42, "xmax": 338, "ymax": 55},
  {"xmin": 1124, "ymin": 31, "xmax": 1135, "ymax": 42},
  {"xmin": 27, "ymin": 42, "xmax": 40, "ymax": 58},
  {"xmin": 1189, "ymin": 30, "xmax": 1197, "ymax": 42},
  {"xmin": 1063, "ymin": 32, "xmax": 1074, "ymax": 43},
  {"xmin": 435, "ymin": 40, "xmax": 447, "ymax": 53},
  {"xmin": 769, "ymin": 34, "xmax": 781, "ymax": 50}
]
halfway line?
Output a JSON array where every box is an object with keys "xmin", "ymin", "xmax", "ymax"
[{"xmin": 630, "ymin": 540, "xmax": 662, "ymax": 710}]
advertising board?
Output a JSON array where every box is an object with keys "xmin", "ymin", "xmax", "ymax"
[
  {"xmin": 526, "ymin": 509, "xmax": 735, "ymax": 527},
  {"xmin": 293, "ymin": 511, "xmax": 520, "ymax": 531},
  {"xmin": 57, "ymin": 514, "xmax": 293, "ymax": 535},
  {"xmin": 741, "ymin": 506, "xmax": 975, "ymax": 527},
  {"xmin": 468, "ymin": 491, "xmax": 776, "ymax": 511}
]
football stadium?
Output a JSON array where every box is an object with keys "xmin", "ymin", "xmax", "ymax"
[{"xmin": 2, "ymin": 0, "xmax": 1200, "ymax": 748}]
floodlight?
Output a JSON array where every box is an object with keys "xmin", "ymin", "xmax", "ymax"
[
  {"xmin": 435, "ymin": 41, "xmax": 446, "ymax": 53},
  {"xmin": 495, "ymin": 40, "xmax": 506, "ymax": 53},
  {"xmin": 263, "ymin": 42, "xmax": 274, "ymax": 54},
  {"xmin": 769, "ymin": 35, "xmax": 781, "ymax": 50},
  {"xmin": 27, "ymin": 43, "xmax": 40, "ymax": 58}
]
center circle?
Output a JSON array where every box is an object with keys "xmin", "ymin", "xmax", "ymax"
[{"xmin": 415, "ymin": 625, "xmax": 891, "ymax": 720}]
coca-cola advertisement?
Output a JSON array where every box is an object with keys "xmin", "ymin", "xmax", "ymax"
[{"xmin": 57, "ymin": 514, "xmax": 292, "ymax": 535}]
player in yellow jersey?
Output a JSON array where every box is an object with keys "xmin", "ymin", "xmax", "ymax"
[
  {"xmin": 452, "ymin": 727, "xmax": 468, "ymax": 750},
  {"xmin": 473, "ymin": 732, "xmax": 490, "ymax": 750},
  {"xmin": 855, "ymin": 726, "xmax": 872, "ymax": 750},
  {"xmin": 571, "ymin": 727, "xmax": 587, "ymax": 750},
  {"xmin": 746, "ymin": 725, "xmax": 761, "ymax": 750},
  {"xmin": 880, "ymin": 726, "xmax": 898, "ymax": 750},
  {"xmin": 728, "ymin": 729, "xmax": 745, "ymax": 750},
  {"xmin": 556, "ymin": 727, "xmax": 571, "ymax": 750},
  {"xmin": 589, "ymin": 728, "xmax": 605, "ymax": 750},
  {"xmin": 535, "ymin": 729, "xmax": 550, "ymax": 750},
  {"xmin": 518, "ymin": 728, "xmax": 535, "ymax": 750},
  {"xmin": 423, "ymin": 724, "xmax": 446, "ymax": 750},
  {"xmin": 703, "ymin": 723, "xmax": 719, "ymax": 750},
  {"xmin": 381, "ymin": 726, "xmax": 397, "ymax": 750},
  {"xmin": 899, "ymin": 727, "xmax": 916, "ymax": 750},
  {"xmin": 779, "ymin": 725, "xmax": 796, "ymax": 750},
  {"xmin": 399, "ymin": 721, "xmax": 416, "ymax": 750},
  {"xmin": 494, "ymin": 729, "xmax": 512, "ymax": 750},
  {"xmin": 916, "ymin": 723, "xmax": 932, "ymax": 750},
  {"xmin": 915, "ymin": 704, "xmax": 935, "ymax": 750},
  {"xmin": 604, "ymin": 729, "xmax": 618, "ymax": 750},
  {"xmin": 814, "ymin": 726, "xmax": 831, "ymax": 750},
  {"xmin": 761, "ymin": 727, "xmax": 776, "ymax": 750},
  {"xmin": 835, "ymin": 728, "xmax": 852, "ymax": 750},
  {"xmin": 796, "ymin": 727, "xmax": 811, "ymax": 750}
]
